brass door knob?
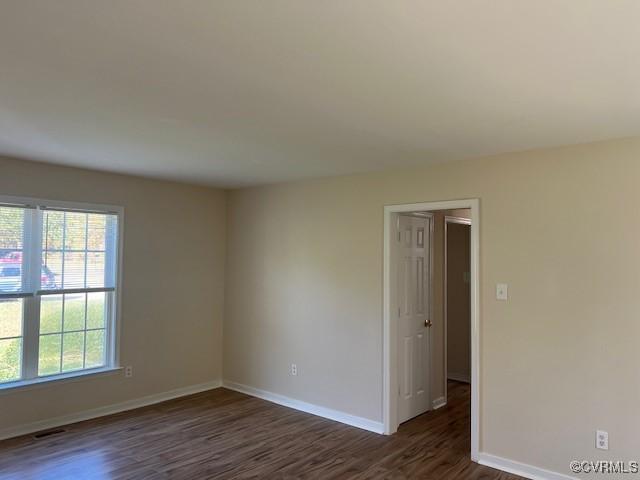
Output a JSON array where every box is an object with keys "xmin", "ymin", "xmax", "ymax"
[{"xmin": 425, "ymin": 319, "xmax": 432, "ymax": 327}]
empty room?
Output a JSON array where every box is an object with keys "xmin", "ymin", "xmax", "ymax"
[{"xmin": 0, "ymin": 1, "xmax": 638, "ymax": 479}]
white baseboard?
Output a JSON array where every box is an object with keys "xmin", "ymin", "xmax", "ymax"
[
  {"xmin": 478, "ymin": 453, "xmax": 576, "ymax": 480},
  {"xmin": 0, "ymin": 379, "xmax": 221, "ymax": 441},
  {"xmin": 223, "ymin": 380, "xmax": 384, "ymax": 434},
  {"xmin": 432, "ymin": 396, "xmax": 446, "ymax": 410},
  {"xmin": 447, "ymin": 372, "xmax": 471, "ymax": 383}
]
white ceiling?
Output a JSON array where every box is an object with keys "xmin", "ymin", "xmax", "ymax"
[{"xmin": 1, "ymin": 1, "xmax": 640, "ymax": 188}]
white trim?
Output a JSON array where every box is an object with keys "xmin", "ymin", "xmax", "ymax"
[
  {"xmin": 444, "ymin": 216, "xmax": 472, "ymax": 225},
  {"xmin": 443, "ymin": 215, "xmax": 471, "ymax": 404},
  {"xmin": 37, "ymin": 286, "xmax": 115, "ymax": 296},
  {"xmin": 113, "ymin": 205, "xmax": 125, "ymax": 369},
  {"xmin": 0, "ymin": 366, "xmax": 122, "ymax": 395},
  {"xmin": 477, "ymin": 453, "xmax": 576, "ymax": 480},
  {"xmin": 0, "ymin": 379, "xmax": 221, "ymax": 441},
  {"xmin": 23, "ymin": 208, "xmax": 41, "ymax": 379},
  {"xmin": 223, "ymin": 380, "xmax": 384, "ymax": 434},
  {"xmin": 383, "ymin": 199, "xmax": 480, "ymax": 463},
  {"xmin": 0, "ymin": 195, "xmax": 122, "ymax": 215},
  {"xmin": 427, "ymin": 214, "xmax": 434, "ymax": 410},
  {"xmin": 432, "ymin": 396, "xmax": 446, "ymax": 410},
  {"xmin": 447, "ymin": 372, "xmax": 471, "ymax": 383}
]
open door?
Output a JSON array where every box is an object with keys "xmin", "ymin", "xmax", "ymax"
[{"xmin": 396, "ymin": 214, "xmax": 432, "ymax": 424}]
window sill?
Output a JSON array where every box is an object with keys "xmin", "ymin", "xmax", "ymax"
[{"xmin": 0, "ymin": 366, "xmax": 123, "ymax": 395}]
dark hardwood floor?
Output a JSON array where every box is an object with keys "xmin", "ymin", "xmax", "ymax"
[{"xmin": 0, "ymin": 381, "xmax": 522, "ymax": 479}]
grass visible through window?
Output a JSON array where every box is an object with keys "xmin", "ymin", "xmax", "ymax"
[
  {"xmin": 1, "ymin": 295, "xmax": 107, "ymax": 382},
  {"xmin": 38, "ymin": 293, "xmax": 107, "ymax": 377},
  {"xmin": 0, "ymin": 299, "xmax": 22, "ymax": 383}
]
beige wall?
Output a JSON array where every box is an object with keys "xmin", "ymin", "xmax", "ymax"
[
  {"xmin": 446, "ymin": 220, "xmax": 471, "ymax": 382},
  {"xmin": 225, "ymin": 137, "xmax": 640, "ymax": 475},
  {"xmin": 0, "ymin": 156, "xmax": 226, "ymax": 432}
]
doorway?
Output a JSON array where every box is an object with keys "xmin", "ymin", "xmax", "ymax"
[
  {"xmin": 445, "ymin": 216, "xmax": 472, "ymax": 401},
  {"xmin": 383, "ymin": 199, "xmax": 479, "ymax": 462}
]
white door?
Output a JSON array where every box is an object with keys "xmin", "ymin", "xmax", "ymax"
[{"xmin": 397, "ymin": 214, "xmax": 432, "ymax": 424}]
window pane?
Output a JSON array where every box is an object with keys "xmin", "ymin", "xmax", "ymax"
[
  {"xmin": 86, "ymin": 252, "xmax": 105, "ymax": 288},
  {"xmin": 39, "ymin": 334, "xmax": 62, "ymax": 376},
  {"xmin": 62, "ymin": 332, "xmax": 84, "ymax": 372},
  {"xmin": 86, "ymin": 292, "xmax": 105, "ymax": 329},
  {"xmin": 0, "ymin": 206, "xmax": 25, "ymax": 294},
  {"xmin": 41, "ymin": 209, "xmax": 117, "ymax": 292},
  {"xmin": 40, "ymin": 295, "xmax": 63, "ymax": 334},
  {"xmin": 64, "ymin": 212, "xmax": 87, "ymax": 250},
  {"xmin": 42, "ymin": 251, "xmax": 63, "ymax": 288},
  {"xmin": 0, "ymin": 338, "xmax": 21, "ymax": 383},
  {"xmin": 41, "ymin": 264, "xmax": 59, "ymax": 290},
  {"xmin": 63, "ymin": 252, "xmax": 86, "ymax": 289},
  {"xmin": 0, "ymin": 207, "xmax": 24, "ymax": 250},
  {"xmin": 85, "ymin": 330, "xmax": 105, "ymax": 368},
  {"xmin": 0, "ymin": 299, "xmax": 22, "ymax": 338},
  {"xmin": 0, "ymin": 298, "xmax": 23, "ymax": 383},
  {"xmin": 63, "ymin": 293, "xmax": 86, "ymax": 331},
  {"xmin": 43, "ymin": 210, "xmax": 64, "ymax": 251},
  {"xmin": 87, "ymin": 214, "xmax": 106, "ymax": 250}
]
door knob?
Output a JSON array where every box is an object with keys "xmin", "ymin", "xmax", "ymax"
[{"xmin": 424, "ymin": 319, "xmax": 432, "ymax": 327}]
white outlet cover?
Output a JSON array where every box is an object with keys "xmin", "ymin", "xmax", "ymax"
[
  {"xmin": 596, "ymin": 430, "xmax": 609, "ymax": 450},
  {"xmin": 496, "ymin": 283, "xmax": 508, "ymax": 300}
]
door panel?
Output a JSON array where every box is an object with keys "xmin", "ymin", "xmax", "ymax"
[
  {"xmin": 403, "ymin": 336, "xmax": 412, "ymax": 399},
  {"xmin": 402, "ymin": 256, "xmax": 411, "ymax": 315},
  {"xmin": 397, "ymin": 214, "xmax": 431, "ymax": 424},
  {"xmin": 416, "ymin": 256, "xmax": 424, "ymax": 314},
  {"xmin": 416, "ymin": 332, "xmax": 424, "ymax": 394}
]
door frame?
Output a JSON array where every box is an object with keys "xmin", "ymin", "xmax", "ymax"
[
  {"xmin": 383, "ymin": 199, "xmax": 480, "ymax": 463},
  {"xmin": 444, "ymin": 215, "xmax": 472, "ymax": 404}
]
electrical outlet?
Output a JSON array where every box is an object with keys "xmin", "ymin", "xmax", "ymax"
[
  {"xmin": 291, "ymin": 364, "xmax": 297, "ymax": 376},
  {"xmin": 496, "ymin": 283, "xmax": 508, "ymax": 300},
  {"xmin": 596, "ymin": 430, "xmax": 609, "ymax": 450},
  {"xmin": 125, "ymin": 366, "xmax": 133, "ymax": 378}
]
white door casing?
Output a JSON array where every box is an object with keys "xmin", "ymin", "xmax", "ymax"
[
  {"xmin": 383, "ymin": 199, "xmax": 479, "ymax": 462},
  {"xmin": 396, "ymin": 214, "xmax": 432, "ymax": 424}
]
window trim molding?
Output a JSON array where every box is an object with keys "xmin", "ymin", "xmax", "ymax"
[
  {"xmin": 0, "ymin": 366, "xmax": 123, "ymax": 395},
  {"xmin": 0, "ymin": 194, "xmax": 125, "ymax": 388}
]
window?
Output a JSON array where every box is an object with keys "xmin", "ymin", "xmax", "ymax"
[{"xmin": 0, "ymin": 197, "xmax": 121, "ymax": 386}]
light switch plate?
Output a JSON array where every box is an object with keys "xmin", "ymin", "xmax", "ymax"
[{"xmin": 496, "ymin": 283, "xmax": 508, "ymax": 300}]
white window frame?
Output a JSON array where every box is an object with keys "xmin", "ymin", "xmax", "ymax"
[{"xmin": 0, "ymin": 195, "xmax": 124, "ymax": 390}]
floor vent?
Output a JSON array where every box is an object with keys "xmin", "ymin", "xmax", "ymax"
[{"xmin": 33, "ymin": 428, "xmax": 66, "ymax": 439}]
